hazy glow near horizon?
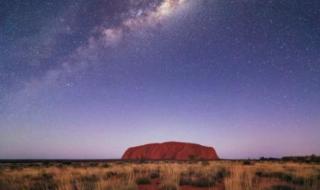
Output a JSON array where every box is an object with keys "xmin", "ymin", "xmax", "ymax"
[{"xmin": 0, "ymin": 0, "xmax": 319, "ymax": 159}]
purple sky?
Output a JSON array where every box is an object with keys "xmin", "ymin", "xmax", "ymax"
[{"xmin": 0, "ymin": 0, "xmax": 319, "ymax": 159}]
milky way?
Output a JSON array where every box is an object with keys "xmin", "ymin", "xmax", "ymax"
[
  {"xmin": 0, "ymin": 0, "xmax": 320, "ymax": 159},
  {"xmin": 9, "ymin": 0, "xmax": 192, "ymax": 96}
]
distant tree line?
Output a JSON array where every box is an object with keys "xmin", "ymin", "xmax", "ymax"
[{"xmin": 259, "ymin": 155, "xmax": 320, "ymax": 163}]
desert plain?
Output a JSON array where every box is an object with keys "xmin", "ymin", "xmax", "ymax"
[{"xmin": 0, "ymin": 159, "xmax": 319, "ymax": 190}]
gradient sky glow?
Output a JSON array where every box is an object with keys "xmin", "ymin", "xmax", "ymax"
[{"xmin": 0, "ymin": 0, "xmax": 320, "ymax": 159}]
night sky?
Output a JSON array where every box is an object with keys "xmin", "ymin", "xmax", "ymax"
[{"xmin": 0, "ymin": 0, "xmax": 319, "ymax": 159}]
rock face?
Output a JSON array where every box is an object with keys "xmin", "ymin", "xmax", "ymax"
[{"xmin": 122, "ymin": 141, "xmax": 219, "ymax": 160}]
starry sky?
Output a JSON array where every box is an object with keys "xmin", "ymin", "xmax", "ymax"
[{"xmin": 0, "ymin": 0, "xmax": 320, "ymax": 159}]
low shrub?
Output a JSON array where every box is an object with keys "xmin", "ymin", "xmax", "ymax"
[
  {"xmin": 80, "ymin": 174, "xmax": 99, "ymax": 183},
  {"xmin": 72, "ymin": 175, "xmax": 99, "ymax": 190},
  {"xmin": 61, "ymin": 161, "xmax": 72, "ymax": 165},
  {"xmin": 104, "ymin": 171, "xmax": 118, "ymax": 179},
  {"xmin": 0, "ymin": 179, "xmax": 11, "ymax": 190},
  {"xmin": 201, "ymin": 161, "xmax": 210, "ymax": 166},
  {"xmin": 150, "ymin": 170, "xmax": 160, "ymax": 179},
  {"xmin": 30, "ymin": 173, "xmax": 58, "ymax": 190},
  {"xmin": 88, "ymin": 162, "xmax": 99, "ymax": 167},
  {"xmin": 179, "ymin": 167, "xmax": 228, "ymax": 187},
  {"xmin": 101, "ymin": 163, "xmax": 111, "ymax": 168},
  {"xmin": 255, "ymin": 171, "xmax": 305, "ymax": 185},
  {"xmin": 243, "ymin": 160, "xmax": 254, "ymax": 165},
  {"xmin": 135, "ymin": 177, "xmax": 151, "ymax": 185},
  {"xmin": 179, "ymin": 176, "xmax": 192, "ymax": 186},
  {"xmin": 71, "ymin": 162, "xmax": 83, "ymax": 168},
  {"xmin": 192, "ymin": 176, "xmax": 215, "ymax": 187},
  {"xmin": 215, "ymin": 167, "xmax": 230, "ymax": 180},
  {"xmin": 270, "ymin": 185, "xmax": 295, "ymax": 190}
]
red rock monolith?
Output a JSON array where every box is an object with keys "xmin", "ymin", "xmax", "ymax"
[{"xmin": 122, "ymin": 141, "xmax": 219, "ymax": 160}]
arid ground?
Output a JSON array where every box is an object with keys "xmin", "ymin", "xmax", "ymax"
[{"xmin": 0, "ymin": 160, "xmax": 319, "ymax": 190}]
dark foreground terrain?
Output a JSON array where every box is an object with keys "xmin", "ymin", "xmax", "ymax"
[{"xmin": 0, "ymin": 159, "xmax": 319, "ymax": 190}]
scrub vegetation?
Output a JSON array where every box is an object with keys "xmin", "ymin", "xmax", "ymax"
[{"xmin": 0, "ymin": 160, "xmax": 319, "ymax": 190}]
